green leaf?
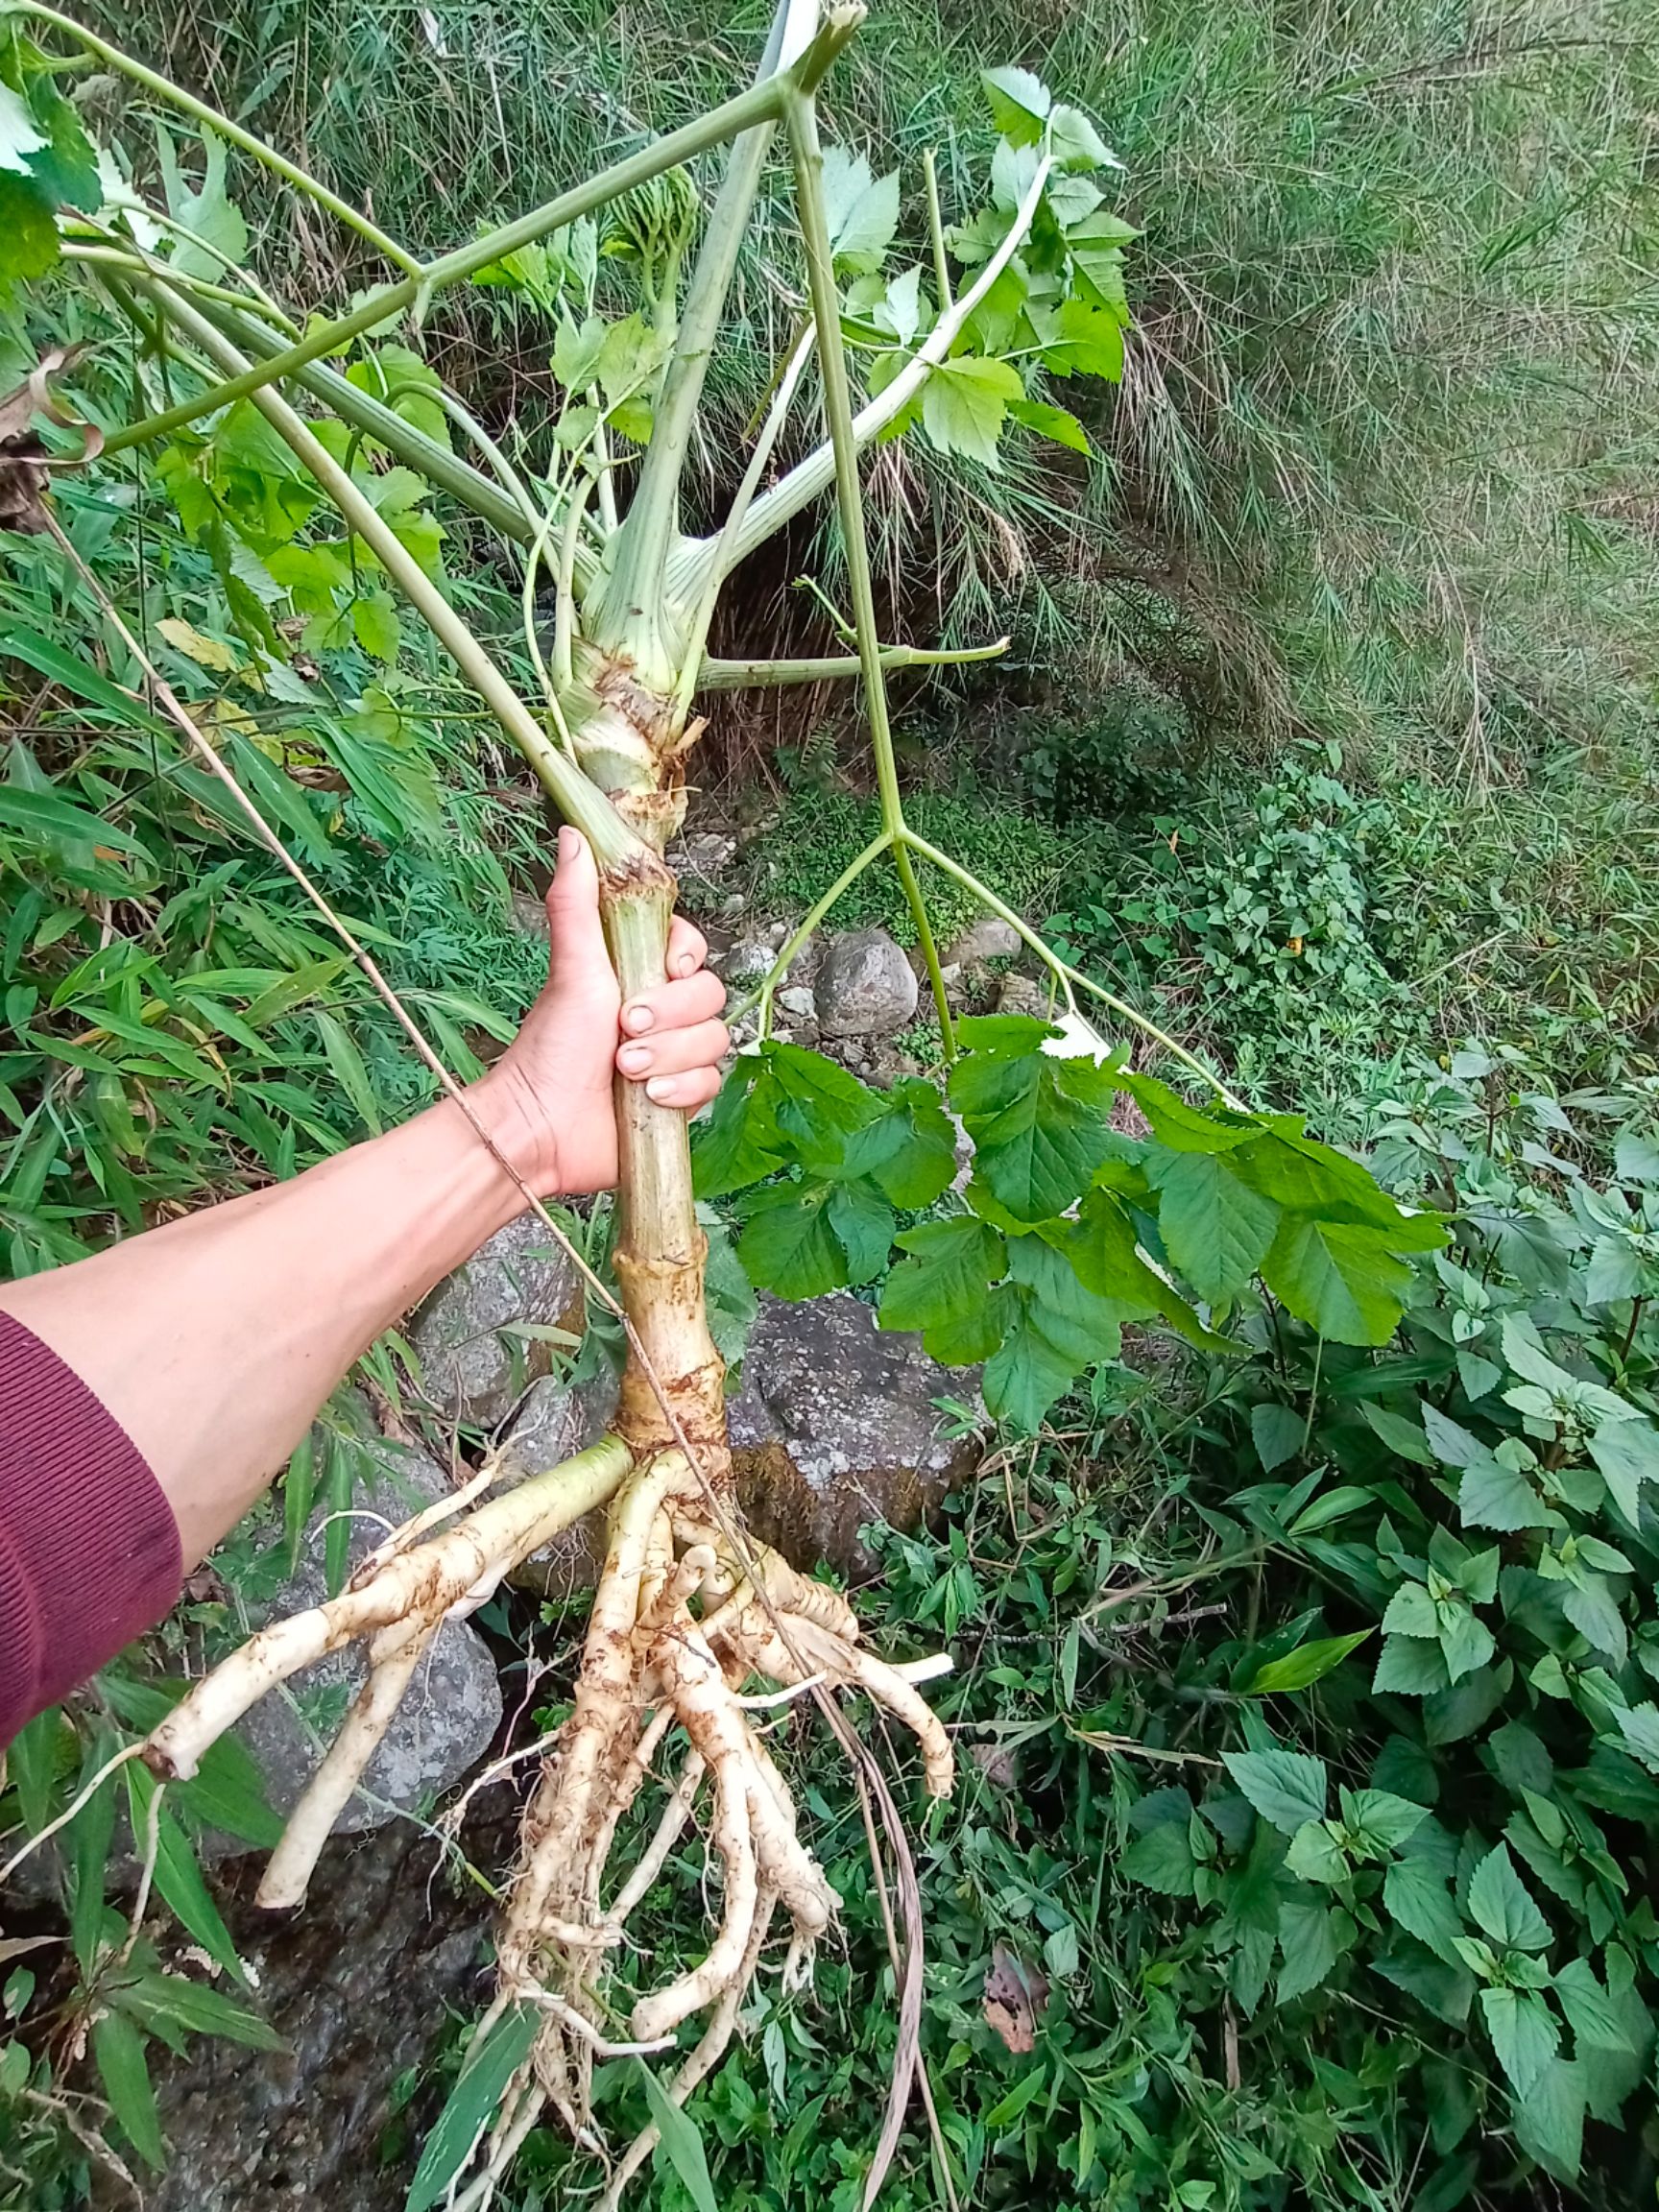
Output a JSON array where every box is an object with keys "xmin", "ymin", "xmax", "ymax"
[
  {"xmin": 737, "ymin": 1183, "xmax": 844, "ymax": 1299},
  {"xmin": 1248, "ymin": 1628, "xmax": 1371, "ymax": 1695},
  {"xmin": 820, "ymin": 144, "xmax": 900, "ymax": 273},
  {"xmin": 1613, "ymin": 1701, "xmax": 1659, "ymax": 1773},
  {"xmin": 1358, "ymin": 1402, "xmax": 1438, "ymax": 1467},
  {"xmin": 1381, "ymin": 1580, "xmax": 1438, "ymax": 1638},
  {"xmin": 1562, "ymin": 1576, "xmax": 1625, "ymax": 1665},
  {"xmin": 1285, "ymin": 1818, "xmax": 1348, "ymax": 1884},
  {"xmin": 1249, "ymin": 1402, "xmax": 1303, "ymax": 1474},
  {"xmin": 691, "ymin": 1055, "xmax": 785, "ymax": 1199},
  {"xmin": 114, "ymin": 1971, "xmax": 284, "ymax": 2054},
  {"xmin": 1371, "ymin": 1635, "xmax": 1451, "ymax": 1695},
  {"xmin": 314, "ymin": 1011, "xmax": 382, "ymax": 1137},
  {"xmin": 921, "ymin": 355, "xmax": 1025, "ymax": 470},
  {"xmin": 1458, "ymin": 1454, "xmax": 1551, "ymax": 1531},
  {"xmin": 1588, "ymin": 1419, "xmax": 1659, "ymax": 1521},
  {"xmin": 1384, "ymin": 1857, "xmax": 1466, "ymax": 1964},
  {"xmin": 0, "ymin": 169, "xmax": 59, "ymax": 282},
  {"xmin": 1511, "ymin": 2058, "xmax": 1584, "ymax": 2180},
  {"xmin": 841, "ymin": 1079, "xmax": 956, "ymax": 1208},
  {"xmin": 1481, "ymin": 1985, "xmax": 1559, "ymax": 2096},
  {"xmin": 167, "ymin": 131, "xmax": 249, "ymax": 279},
  {"xmin": 123, "ymin": 1765, "xmax": 246, "ymax": 1984},
  {"xmin": 1153, "ymin": 1150, "xmax": 1281, "ymax": 1307},
  {"xmin": 825, "ymin": 1178, "xmax": 895, "ymax": 1286},
  {"xmin": 1276, "ymin": 1893, "xmax": 1339, "ymax": 2001},
  {"xmin": 0, "ymin": 85, "xmax": 46, "ymax": 173},
  {"xmin": 350, "ymin": 592, "xmax": 401, "ymax": 661},
  {"xmin": 406, "ymin": 2007, "xmax": 537, "ymax": 2212},
  {"xmin": 1551, "ymin": 1957, "xmax": 1634, "ymax": 2053},
  {"xmin": 950, "ymin": 1025, "xmax": 1114, "ymax": 1223},
  {"xmin": 1119, "ymin": 1073, "xmax": 1259, "ymax": 1153},
  {"xmin": 1468, "ymin": 1844, "xmax": 1551, "ymax": 1953},
  {"xmin": 1006, "ymin": 398, "xmax": 1090, "ymax": 454},
  {"xmin": 1120, "ymin": 1819, "xmax": 1197, "ymax": 1895},
  {"xmin": 1222, "ymin": 1747, "xmax": 1327, "ymax": 1835},
  {"xmin": 1048, "ymin": 103, "xmax": 1118, "ymax": 172},
  {"xmin": 982, "ymin": 1233, "xmax": 1123, "ymax": 1429},
  {"xmin": 981, "ymin": 65, "xmax": 1050, "ymax": 145},
  {"xmin": 1262, "ymin": 1216, "xmax": 1411, "ymax": 1345},
  {"xmin": 637, "ymin": 2058, "xmax": 720, "ymax": 2212},
  {"xmin": 92, "ymin": 2009, "xmax": 164, "ymax": 2168},
  {"xmin": 878, "ymin": 1214, "xmax": 1005, "ymax": 1360}
]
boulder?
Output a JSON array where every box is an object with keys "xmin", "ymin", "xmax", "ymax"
[
  {"xmin": 235, "ymin": 1408, "xmax": 502, "ymax": 1833},
  {"xmin": 409, "ymin": 1212, "xmax": 583, "ymax": 1428},
  {"xmin": 943, "ymin": 915, "xmax": 1022, "ymax": 967},
  {"xmin": 996, "ymin": 973, "xmax": 1052, "ymax": 1020},
  {"xmin": 498, "ymin": 1367, "xmax": 621, "ymax": 1599},
  {"xmin": 728, "ymin": 1291, "xmax": 980, "ymax": 1578},
  {"xmin": 815, "ymin": 927, "xmax": 919, "ymax": 1038}
]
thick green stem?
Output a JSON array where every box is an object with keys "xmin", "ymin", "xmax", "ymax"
[
  {"xmin": 923, "ymin": 150, "xmax": 953, "ymax": 309},
  {"xmin": 783, "ymin": 91, "xmax": 955, "ymax": 1054},
  {"xmin": 17, "ymin": 1, "xmax": 421, "ymax": 273},
  {"xmin": 122, "ymin": 274, "xmax": 637, "ymax": 870},
  {"xmin": 602, "ymin": 883, "xmax": 727, "ymax": 1477},
  {"xmin": 101, "ymin": 15, "xmax": 861, "ymax": 461}
]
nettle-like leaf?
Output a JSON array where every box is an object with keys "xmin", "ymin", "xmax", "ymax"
[
  {"xmin": 921, "ymin": 355, "xmax": 1025, "ymax": 470},
  {"xmin": 1222, "ymin": 1747, "xmax": 1328, "ymax": 1836},
  {"xmin": 0, "ymin": 33, "xmax": 102, "ymax": 284},
  {"xmin": 820, "ymin": 144, "xmax": 900, "ymax": 274},
  {"xmin": 948, "ymin": 1014, "xmax": 1118, "ymax": 1223}
]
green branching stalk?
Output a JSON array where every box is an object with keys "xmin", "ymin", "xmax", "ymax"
[
  {"xmin": 923, "ymin": 150, "xmax": 952, "ymax": 310},
  {"xmin": 699, "ymin": 638, "xmax": 1007, "ymax": 688},
  {"xmin": 14, "ymin": 0, "xmax": 422, "ymax": 273},
  {"xmin": 115, "ymin": 272, "xmax": 637, "ymax": 872},
  {"xmin": 98, "ymin": 13, "xmax": 862, "ymax": 460},
  {"xmin": 783, "ymin": 88, "xmax": 955, "ymax": 1054},
  {"xmin": 745, "ymin": 830, "xmax": 895, "ymax": 1036}
]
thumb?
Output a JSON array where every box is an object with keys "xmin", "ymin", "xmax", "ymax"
[{"xmin": 542, "ymin": 826, "xmax": 611, "ymax": 982}]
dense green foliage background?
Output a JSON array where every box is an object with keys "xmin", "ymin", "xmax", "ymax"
[{"xmin": 4, "ymin": 2, "xmax": 1659, "ymax": 2209}]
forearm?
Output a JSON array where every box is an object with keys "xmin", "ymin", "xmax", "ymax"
[{"xmin": 0, "ymin": 1091, "xmax": 536, "ymax": 1564}]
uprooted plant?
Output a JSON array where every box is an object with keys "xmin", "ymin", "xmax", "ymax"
[{"xmin": 0, "ymin": 3, "xmax": 1447, "ymax": 2199}]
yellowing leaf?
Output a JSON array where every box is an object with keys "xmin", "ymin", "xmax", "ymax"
[{"xmin": 156, "ymin": 617, "xmax": 243, "ymax": 673}]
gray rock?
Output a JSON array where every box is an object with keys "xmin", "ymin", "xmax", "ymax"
[
  {"xmin": 729, "ymin": 1291, "xmax": 980, "ymax": 1579},
  {"xmin": 236, "ymin": 1416, "xmax": 501, "ymax": 1833},
  {"xmin": 777, "ymin": 985, "xmax": 815, "ymax": 1019},
  {"xmin": 498, "ymin": 1368, "xmax": 621, "ymax": 1599},
  {"xmin": 815, "ymin": 928, "xmax": 918, "ymax": 1038},
  {"xmin": 714, "ymin": 935, "xmax": 778, "ymax": 988},
  {"xmin": 945, "ymin": 915, "xmax": 1022, "ymax": 966},
  {"xmin": 409, "ymin": 1212, "xmax": 582, "ymax": 1428},
  {"xmin": 507, "ymin": 888, "xmax": 549, "ymax": 938},
  {"xmin": 996, "ymin": 973, "xmax": 1052, "ymax": 1020}
]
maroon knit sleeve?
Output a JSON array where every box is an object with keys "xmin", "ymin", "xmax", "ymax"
[{"xmin": 0, "ymin": 1310, "xmax": 182, "ymax": 1746}]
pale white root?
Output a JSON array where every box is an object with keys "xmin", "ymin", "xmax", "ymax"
[
  {"xmin": 145, "ymin": 1436, "xmax": 633, "ymax": 1782},
  {"xmin": 603, "ymin": 1747, "xmax": 705, "ymax": 1927},
  {"xmin": 256, "ymin": 1615, "xmax": 441, "ymax": 1908}
]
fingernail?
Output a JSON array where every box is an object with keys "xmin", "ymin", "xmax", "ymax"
[
  {"xmin": 625, "ymin": 1004, "xmax": 654, "ymax": 1033},
  {"xmin": 676, "ymin": 951, "xmax": 697, "ymax": 976},
  {"xmin": 619, "ymin": 1044, "xmax": 651, "ymax": 1073},
  {"xmin": 645, "ymin": 1076, "xmax": 675, "ymax": 1104},
  {"xmin": 557, "ymin": 824, "xmax": 580, "ymax": 861}
]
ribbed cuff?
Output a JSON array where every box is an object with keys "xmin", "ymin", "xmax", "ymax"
[{"xmin": 0, "ymin": 1310, "xmax": 182, "ymax": 1744}]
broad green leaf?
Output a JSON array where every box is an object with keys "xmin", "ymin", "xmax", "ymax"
[
  {"xmin": 1248, "ymin": 1628, "xmax": 1371, "ymax": 1695},
  {"xmin": 1511, "ymin": 2058, "xmax": 1585, "ymax": 2180},
  {"xmin": 1340, "ymin": 1787, "xmax": 1427, "ymax": 1851},
  {"xmin": 1277, "ymin": 1893, "xmax": 1341, "ymax": 2002},
  {"xmin": 1285, "ymin": 1818, "xmax": 1348, "ymax": 1884},
  {"xmin": 950, "ymin": 1023, "xmax": 1115, "ymax": 1223},
  {"xmin": 1120, "ymin": 1072, "xmax": 1259, "ymax": 1153},
  {"xmin": 1551, "ymin": 1957, "xmax": 1634, "ymax": 2053},
  {"xmin": 1041, "ymin": 297, "xmax": 1125, "ymax": 381},
  {"xmin": 1222, "ymin": 1747, "xmax": 1327, "ymax": 1835},
  {"xmin": 114, "ymin": 1971, "xmax": 285, "ymax": 2054},
  {"xmin": 1064, "ymin": 1190, "xmax": 1166, "ymax": 1310},
  {"xmin": 878, "ymin": 1214, "xmax": 1005, "ymax": 1361},
  {"xmin": 980, "ymin": 65, "xmax": 1050, "ymax": 145},
  {"xmin": 982, "ymin": 1233, "xmax": 1123, "ymax": 1429},
  {"xmin": 1371, "ymin": 1634, "xmax": 1450, "ymax": 1695},
  {"xmin": 1481, "ymin": 1984, "xmax": 1558, "ymax": 2096},
  {"xmin": 1613, "ymin": 1701, "xmax": 1659, "ymax": 1773},
  {"xmin": 825, "ymin": 1178, "xmax": 895, "ymax": 1286},
  {"xmin": 737, "ymin": 1183, "xmax": 844, "ymax": 1299},
  {"xmin": 1358, "ymin": 1402, "xmax": 1437, "ymax": 1467},
  {"xmin": 1152, "ymin": 1149, "xmax": 1281, "ymax": 1307},
  {"xmin": 1419, "ymin": 1403, "xmax": 1489, "ymax": 1467},
  {"xmin": 1468, "ymin": 1843, "xmax": 1551, "ymax": 1952},
  {"xmin": 691, "ymin": 1056, "xmax": 785, "ymax": 1199},
  {"xmin": 1383, "ymin": 1857, "xmax": 1465, "ymax": 1964},
  {"xmin": 0, "ymin": 169, "xmax": 59, "ymax": 281},
  {"xmin": 1262, "ymin": 1216, "xmax": 1411, "ymax": 1345},
  {"xmin": 637, "ymin": 2057, "xmax": 719, "ymax": 2212},
  {"xmin": 1049, "ymin": 103, "xmax": 1119, "ymax": 172},
  {"xmin": 1561, "ymin": 1575, "xmax": 1625, "ymax": 1666},
  {"xmin": 765, "ymin": 1041, "xmax": 878, "ymax": 1159},
  {"xmin": 1381, "ymin": 1580, "xmax": 1437, "ymax": 1638},
  {"xmin": 921, "ymin": 355, "xmax": 1025, "ymax": 470},
  {"xmin": 1007, "ymin": 397, "xmax": 1090, "ymax": 454},
  {"xmin": 92, "ymin": 2008, "xmax": 164, "ymax": 2168},
  {"xmin": 406, "ymin": 2007, "xmax": 537, "ymax": 2212},
  {"xmin": 1588, "ymin": 1419, "xmax": 1659, "ymax": 1521},
  {"xmin": 1120, "ymin": 1818, "xmax": 1197, "ymax": 1894},
  {"xmin": 1459, "ymin": 1454, "xmax": 1551, "ymax": 1531},
  {"xmin": 168, "ymin": 131, "xmax": 250, "ymax": 279},
  {"xmin": 820, "ymin": 144, "xmax": 899, "ymax": 273},
  {"xmin": 1249, "ymin": 1401, "xmax": 1303, "ymax": 1473},
  {"xmin": 350, "ymin": 592, "xmax": 401, "ymax": 661},
  {"xmin": 841, "ymin": 1078, "xmax": 955, "ymax": 1208},
  {"xmin": 0, "ymin": 85, "xmax": 46, "ymax": 173}
]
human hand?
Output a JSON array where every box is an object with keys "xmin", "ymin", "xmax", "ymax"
[{"xmin": 472, "ymin": 826, "xmax": 729, "ymax": 1196}]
